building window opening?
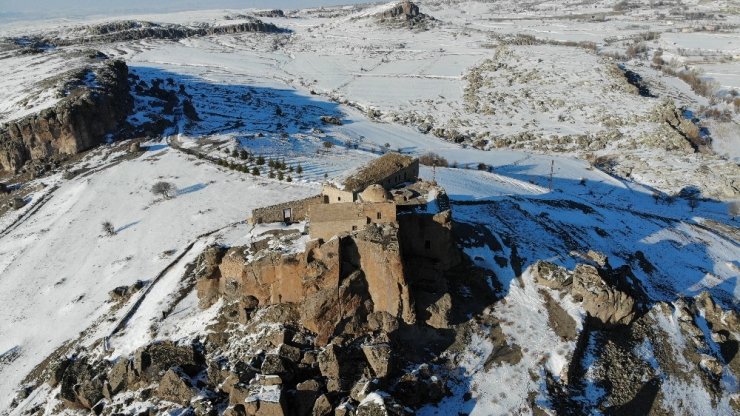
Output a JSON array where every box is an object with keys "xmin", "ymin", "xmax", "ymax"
[
  {"xmin": 323, "ymin": 195, "xmax": 329, "ymax": 203},
  {"xmin": 352, "ymin": 225, "xmax": 358, "ymax": 231},
  {"xmin": 337, "ymin": 196, "xmax": 341, "ymax": 201},
  {"xmin": 377, "ymin": 212, "xmax": 382, "ymax": 220},
  {"xmin": 367, "ymin": 217, "xmax": 371, "ymax": 224},
  {"xmin": 425, "ymin": 240, "xmax": 431, "ymax": 250}
]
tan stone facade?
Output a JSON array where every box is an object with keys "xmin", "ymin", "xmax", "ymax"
[
  {"xmin": 249, "ymin": 195, "xmax": 323, "ymax": 224},
  {"xmin": 308, "ymin": 201, "xmax": 396, "ymax": 241},
  {"xmin": 320, "ymin": 184, "xmax": 356, "ymax": 203}
]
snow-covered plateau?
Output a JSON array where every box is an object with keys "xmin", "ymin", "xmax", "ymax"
[{"xmin": 0, "ymin": 1, "xmax": 738, "ymax": 415}]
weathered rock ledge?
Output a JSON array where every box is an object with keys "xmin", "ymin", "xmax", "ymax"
[{"xmin": 0, "ymin": 59, "xmax": 132, "ymax": 172}]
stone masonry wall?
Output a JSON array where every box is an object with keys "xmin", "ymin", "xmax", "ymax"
[
  {"xmin": 249, "ymin": 195, "xmax": 322, "ymax": 224},
  {"xmin": 375, "ymin": 159, "xmax": 419, "ymax": 190},
  {"xmin": 308, "ymin": 201, "xmax": 396, "ymax": 241}
]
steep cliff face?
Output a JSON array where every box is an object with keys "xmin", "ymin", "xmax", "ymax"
[
  {"xmin": 0, "ymin": 59, "xmax": 132, "ymax": 172},
  {"xmin": 196, "ymin": 224, "xmax": 416, "ymax": 345}
]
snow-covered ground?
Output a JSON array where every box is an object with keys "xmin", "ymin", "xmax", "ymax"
[
  {"xmin": 0, "ymin": 1, "xmax": 739, "ymax": 414},
  {"xmin": 0, "ymin": 144, "xmax": 317, "ymax": 411}
]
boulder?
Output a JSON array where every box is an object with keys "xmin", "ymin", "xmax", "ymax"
[
  {"xmin": 423, "ymin": 293, "xmax": 452, "ymax": 329},
  {"xmin": 230, "ymin": 384, "xmax": 251, "ymax": 406},
  {"xmin": 367, "ymin": 312, "xmax": 399, "ymax": 334},
  {"xmin": 277, "ymin": 344, "xmax": 301, "ymax": 363},
  {"xmin": 261, "ymin": 354, "xmax": 293, "ymax": 381},
  {"xmin": 57, "ymin": 357, "xmax": 105, "ymax": 410},
  {"xmin": 318, "ymin": 344, "xmax": 341, "ymax": 392},
  {"xmin": 361, "ymin": 343, "xmax": 393, "ymax": 378},
  {"xmin": 312, "ymin": 394, "xmax": 333, "ymax": 416},
  {"xmin": 225, "ymin": 405, "xmax": 248, "ymax": 416},
  {"xmin": 571, "ymin": 264, "xmax": 636, "ymax": 326},
  {"xmin": 156, "ymin": 368, "xmax": 196, "ymax": 405},
  {"xmin": 48, "ymin": 357, "xmax": 71, "ymax": 387},
  {"xmin": 103, "ymin": 358, "xmax": 129, "ymax": 398},
  {"xmin": 133, "ymin": 341, "xmax": 202, "ymax": 382},
  {"xmin": 294, "ymin": 379, "xmax": 322, "ymax": 416},
  {"xmin": 245, "ymin": 385, "xmax": 286, "ymax": 416}
]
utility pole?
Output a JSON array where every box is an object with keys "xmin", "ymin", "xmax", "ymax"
[{"xmin": 548, "ymin": 160, "xmax": 554, "ymax": 191}]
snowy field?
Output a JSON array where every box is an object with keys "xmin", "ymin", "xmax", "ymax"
[{"xmin": 0, "ymin": 1, "xmax": 739, "ymax": 414}]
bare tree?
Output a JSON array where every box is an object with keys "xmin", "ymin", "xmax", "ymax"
[
  {"xmin": 102, "ymin": 221, "xmax": 116, "ymax": 236},
  {"xmin": 151, "ymin": 181, "xmax": 176, "ymax": 199}
]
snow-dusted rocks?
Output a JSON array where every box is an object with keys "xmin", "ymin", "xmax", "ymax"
[{"xmin": 571, "ymin": 264, "xmax": 637, "ymax": 327}]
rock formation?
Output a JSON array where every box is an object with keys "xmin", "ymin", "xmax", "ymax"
[
  {"xmin": 0, "ymin": 59, "xmax": 132, "ymax": 172},
  {"xmin": 371, "ymin": 1, "xmax": 435, "ymax": 29},
  {"xmin": 199, "ymin": 224, "xmax": 416, "ymax": 345},
  {"xmin": 6, "ymin": 19, "xmax": 285, "ymax": 49},
  {"xmin": 532, "ymin": 258, "xmax": 640, "ymax": 326}
]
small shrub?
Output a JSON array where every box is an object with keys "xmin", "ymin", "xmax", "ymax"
[
  {"xmin": 102, "ymin": 221, "xmax": 116, "ymax": 236},
  {"xmin": 256, "ymin": 156, "xmax": 265, "ymax": 165},
  {"xmin": 151, "ymin": 181, "xmax": 176, "ymax": 199},
  {"xmin": 296, "ymin": 164, "xmax": 303, "ymax": 175},
  {"xmin": 323, "ymin": 141, "xmax": 334, "ymax": 149},
  {"xmin": 286, "ymin": 176, "xmax": 293, "ymax": 182},
  {"xmin": 477, "ymin": 163, "xmax": 488, "ymax": 171},
  {"xmin": 251, "ymin": 167, "xmax": 260, "ymax": 176},
  {"xmin": 419, "ymin": 152, "xmax": 449, "ymax": 167}
]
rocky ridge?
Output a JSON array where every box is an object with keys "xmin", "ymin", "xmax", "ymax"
[
  {"xmin": 6, "ymin": 19, "xmax": 285, "ymax": 50},
  {"xmin": 0, "ymin": 58, "xmax": 132, "ymax": 173}
]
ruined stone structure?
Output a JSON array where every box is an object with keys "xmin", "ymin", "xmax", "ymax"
[
  {"xmin": 307, "ymin": 201, "xmax": 396, "ymax": 242},
  {"xmin": 333, "ymin": 152, "xmax": 419, "ymax": 202},
  {"xmin": 233, "ymin": 152, "xmax": 461, "ymax": 335},
  {"xmin": 249, "ymin": 153, "xmax": 421, "ymax": 241},
  {"xmin": 249, "ymin": 195, "xmax": 323, "ymax": 224}
]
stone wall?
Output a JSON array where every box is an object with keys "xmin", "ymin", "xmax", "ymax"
[
  {"xmin": 397, "ymin": 210, "xmax": 461, "ymax": 290},
  {"xmin": 0, "ymin": 60, "xmax": 133, "ymax": 172},
  {"xmin": 321, "ymin": 184, "xmax": 355, "ymax": 203},
  {"xmin": 249, "ymin": 195, "xmax": 322, "ymax": 224},
  {"xmin": 308, "ymin": 201, "xmax": 396, "ymax": 241},
  {"xmin": 376, "ymin": 159, "xmax": 419, "ymax": 190}
]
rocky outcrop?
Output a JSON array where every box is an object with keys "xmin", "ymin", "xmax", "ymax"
[
  {"xmin": 372, "ymin": 1, "xmax": 435, "ymax": 29},
  {"xmin": 572, "ymin": 264, "xmax": 637, "ymax": 326},
  {"xmin": 532, "ymin": 260, "xmax": 572, "ymax": 290},
  {"xmin": 200, "ymin": 224, "xmax": 415, "ymax": 344},
  {"xmin": 12, "ymin": 19, "xmax": 285, "ymax": 49},
  {"xmin": 533, "ymin": 259, "xmax": 640, "ymax": 327},
  {"xmin": 0, "ymin": 59, "xmax": 132, "ymax": 172}
]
